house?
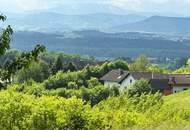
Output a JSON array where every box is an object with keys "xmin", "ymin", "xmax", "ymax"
[
  {"xmin": 100, "ymin": 69, "xmax": 170, "ymax": 94},
  {"xmin": 169, "ymin": 74, "xmax": 190, "ymax": 93},
  {"xmin": 100, "ymin": 69, "xmax": 130, "ymax": 89}
]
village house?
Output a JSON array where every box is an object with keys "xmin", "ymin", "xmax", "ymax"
[
  {"xmin": 100, "ymin": 69, "xmax": 190, "ymax": 95},
  {"xmin": 169, "ymin": 74, "xmax": 190, "ymax": 93},
  {"xmin": 100, "ymin": 69, "xmax": 171, "ymax": 95}
]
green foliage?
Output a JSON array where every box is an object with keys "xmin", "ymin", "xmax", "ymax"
[
  {"xmin": 148, "ymin": 64, "xmax": 171, "ymax": 73},
  {"xmin": 128, "ymin": 79, "xmax": 152, "ymax": 96},
  {"xmin": 87, "ymin": 77, "xmax": 101, "ymax": 88},
  {"xmin": 51, "ymin": 54, "xmax": 64, "ymax": 74},
  {"xmin": 0, "ymin": 14, "xmax": 13, "ymax": 56},
  {"xmin": 186, "ymin": 58, "xmax": 190, "ymax": 66},
  {"xmin": 99, "ymin": 60, "xmax": 129, "ymax": 77},
  {"xmin": 64, "ymin": 62, "xmax": 77, "ymax": 72},
  {"xmin": 0, "ymin": 14, "xmax": 6, "ymax": 21},
  {"xmin": 8, "ymin": 80, "xmax": 46, "ymax": 96},
  {"xmin": 130, "ymin": 54, "xmax": 150, "ymax": 71},
  {"xmin": 16, "ymin": 61, "xmax": 51, "ymax": 83},
  {"xmin": 44, "ymin": 71, "xmax": 86, "ymax": 89},
  {"xmin": 174, "ymin": 66, "xmax": 190, "ymax": 74},
  {"xmin": 1, "ymin": 88, "xmax": 190, "ymax": 130},
  {"xmin": 2, "ymin": 44, "xmax": 46, "ymax": 83},
  {"xmin": 0, "ymin": 91, "xmax": 96, "ymax": 130}
]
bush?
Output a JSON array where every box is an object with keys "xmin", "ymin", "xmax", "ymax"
[
  {"xmin": 127, "ymin": 79, "xmax": 152, "ymax": 96},
  {"xmin": 16, "ymin": 61, "xmax": 50, "ymax": 83},
  {"xmin": 0, "ymin": 90, "xmax": 102, "ymax": 130},
  {"xmin": 0, "ymin": 90, "xmax": 189, "ymax": 130}
]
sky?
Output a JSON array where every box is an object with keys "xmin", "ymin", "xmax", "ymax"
[{"xmin": 1, "ymin": 0, "xmax": 190, "ymax": 16}]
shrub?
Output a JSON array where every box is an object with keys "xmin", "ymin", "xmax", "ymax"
[{"xmin": 127, "ymin": 79, "xmax": 152, "ymax": 96}]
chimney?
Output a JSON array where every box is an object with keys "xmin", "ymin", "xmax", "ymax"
[{"xmin": 119, "ymin": 69, "xmax": 124, "ymax": 75}]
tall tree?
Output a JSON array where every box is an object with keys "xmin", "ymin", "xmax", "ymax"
[
  {"xmin": 0, "ymin": 14, "xmax": 46, "ymax": 84},
  {"xmin": 0, "ymin": 15, "xmax": 13, "ymax": 56},
  {"xmin": 65, "ymin": 62, "xmax": 77, "ymax": 72},
  {"xmin": 52, "ymin": 54, "xmax": 64, "ymax": 74},
  {"xmin": 2, "ymin": 44, "xmax": 45, "ymax": 83},
  {"xmin": 130, "ymin": 54, "xmax": 150, "ymax": 71}
]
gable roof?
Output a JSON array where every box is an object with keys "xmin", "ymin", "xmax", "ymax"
[
  {"xmin": 150, "ymin": 79, "xmax": 171, "ymax": 90},
  {"xmin": 130, "ymin": 72, "xmax": 168, "ymax": 80},
  {"xmin": 100, "ymin": 69, "xmax": 129, "ymax": 83},
  {"xmin": 169, "ymin": 74, "xmax": 190, "ymax": 85},
  {"xmin": 100, "ymin": 69, "xmax": 168, "ymax": 84}
]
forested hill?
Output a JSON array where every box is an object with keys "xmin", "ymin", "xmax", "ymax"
[{"xmin": 12, "ymin": 30, "xmax": 190, "ymax": 59}]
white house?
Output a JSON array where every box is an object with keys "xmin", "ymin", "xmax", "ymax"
[
  {"xmin": 100, "ymin": 69, "xmax": 169, "ymax": 91},
  {"xmin": 100, "ymin": 69, "xmax": 132, "ymax": 90}
]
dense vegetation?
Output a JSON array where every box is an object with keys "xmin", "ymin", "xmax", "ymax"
[
  {"xmin": 1, "ymin": 14, "xmax": 190, "ymax": 130},
  {"xmin": 0, "ymin": 89, "xmax": 189, "ymax": 130}
]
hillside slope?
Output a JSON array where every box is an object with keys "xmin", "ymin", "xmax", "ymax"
[{"xmin": 164, "ymin": 90, "xmax": 190, "ymax": 109}]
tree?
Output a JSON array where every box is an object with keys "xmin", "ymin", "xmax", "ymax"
[
  {"xmin": 99, "ymin": 60, "xmax": 129, "ymax": 77},
  {"xmin": 130, "ymin": 54, "xmax": 150, "ymax": 71},
  {"xmin": 108, "ymin": 60, "xmax": 129, "ymax": 71},
  {"xmin": 87, "ymin": 77, "xmax": 101, "ymax": 88},
  {"xmin": 51, "ymin": 54, "xmax": 64, "ymax": 74},
  {"xmin": 128, "ymin": 79, "xmax": 151, "ymax": 96},
  {"xmin": 0, "ymin": 14, "xmax": 46, "ymax": 84},
  {"xmin": 0, "ymin": 15, "xmax": 13, "ymax": 56},
  {"xmin": 186, "ymin": 58, "xmax": 190, "ymax": 66},
  {"xmin": 65, "ymin": 62, "xmax": 77, "ymax": 72},
  {"xmin": 16, "ymin": 61, "xmax": 50, "ymax": 83},
  {"xmin": 1, "ymin": 44, "xmax": 45, "ymax": 83}
]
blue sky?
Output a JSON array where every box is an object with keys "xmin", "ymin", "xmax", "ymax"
[{"xmin": 1, "ymin": 0, "xmax": 190, "ymax": 16}]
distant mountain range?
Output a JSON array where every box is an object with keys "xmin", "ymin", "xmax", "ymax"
[
  {"xmin": 5, "ymin": 12, "xmax": 145, "ymax": 32},
  {"xmin": 4, "ymin": 12, "xmax": 190, "ymax": 36},
  {"xmin": 114, "ymin": 16, "xmax": 190, "ymax": 35}
]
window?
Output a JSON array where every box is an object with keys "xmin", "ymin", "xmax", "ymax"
[{"xmin": 130, "ymin": 79, "xmax": 133, "ymax": 83}]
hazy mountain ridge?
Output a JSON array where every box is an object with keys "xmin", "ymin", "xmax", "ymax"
[
  {"xmin": 115, "ymin": 16, "xmax": 190, "ymax": 35},
  {"xmin": 5, "ymin": 12, "xmax": 145, "ymax": 32},
  {"xmin": 5, "ymin": 12, "xmax": 190, "ymax": 35}
]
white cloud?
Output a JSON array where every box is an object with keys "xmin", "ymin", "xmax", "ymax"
[
  {"xmin": 109, "ymin": 0, "xmax": 190, "ymax": 14},
  {"xmin": 0, "ymin": 0, "xmax": 190, "ymax": 16},
  {"xmin": 0, "ymin": 0, "xmax": 59, "ymax": 12}
]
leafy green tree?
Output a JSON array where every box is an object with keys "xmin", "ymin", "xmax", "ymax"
[
  {"xmin": 0, "ymin": 14, "xmax": 46, "ymax": 84},
  {"xmin": 128, "ymin": 79, "xmax": 151, "ymax": 96},
  {"xmin": 130, "ymin": 54, "xmax": 150, "ymax": 71},
  {"xmin": 51, "ymin": 54, "xmax": 64, "ymax": 74},
  {"xmin": 0, "ymin": 15, "xmax": 13, "ymax": 56},
  {"xmin": 186, "ymin": 58, "xmax": 190, "ymax": 66},
  {"xmin": 99, "ymin": 60, "xmax": 129, "ymax": 77},
  {"xmin": 87, "ymin": 77, "xmax": 101, "ymax": 88},
  {"xmin": 2, "ymin": 44, "xmax": 45, "ymax": 83},
  {"xmin": 68, "ymin": 81, "xmax": 78, "ymax": 89},
  {"xmin": 16, "ymin": 61, "xmax": 50, "ymax": 83},
  {"xmin": 108, "ymin": 60, "xmax": 129, "ymax": 71},
  {"xmin": 65, "ymin": 62, "xmax": 77, "ymax": 72}
]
